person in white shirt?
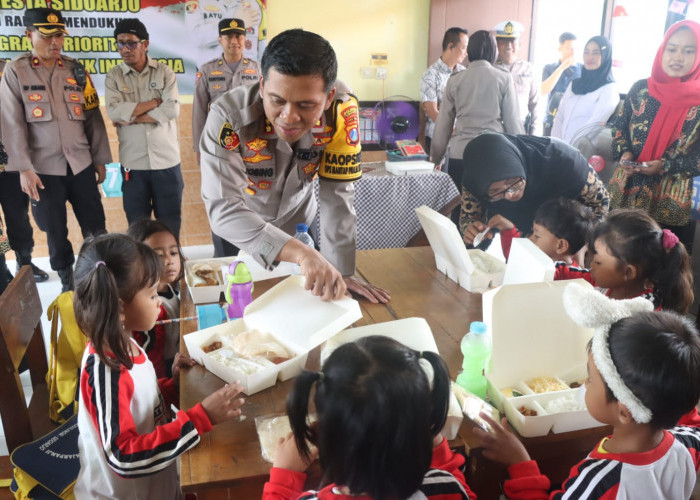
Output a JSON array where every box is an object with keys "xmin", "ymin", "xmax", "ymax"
[{"xmin": 552, "ymin": 35, "xmax": 619, "ymax": 144}]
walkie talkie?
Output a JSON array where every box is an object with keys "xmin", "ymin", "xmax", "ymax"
[{"xmin": 73, "ymin": 62, "xmax": 87, "ymax": 88}]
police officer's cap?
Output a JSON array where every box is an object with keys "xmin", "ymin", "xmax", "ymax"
[
  {"xmin": 24, "ymin": 8, "xmax": 68, "ymax": 36},
  {"xmin": 493, "ymin": 20, "xmax": 524, "ymax": 39},
  {"xmin": 219, "ymin": 18, "xmax": 246, "ymax": 36},
  {"xmin": 114, "ymin": 18, "xmax": 149, "ymax": 41}
]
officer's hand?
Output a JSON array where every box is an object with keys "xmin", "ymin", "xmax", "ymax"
[
  {"xmin": 298, "ymin": 250, "xmax": 346, "ymax": 301},
  {"xmin": 344, "ymin": 276, "xmax": 390, "ymax": 304},
  {"xmin": 19, "ymin": 170, "xmax": 44, "ymax": 202},
  {"xmin": 95, "ymin": 164, "xmax": 106, "ymax": 184}
]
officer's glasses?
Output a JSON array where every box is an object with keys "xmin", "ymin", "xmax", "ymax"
[
  {"xmin": 487, "ymin": 178, "xmax": 525, "ymax": 201},
  {"xmin": 116, "ymin": 40, "xmax": 145, "ymax": 51}
]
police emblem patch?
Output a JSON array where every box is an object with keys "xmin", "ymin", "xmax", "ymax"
[
  {"xmin": 218, "ymin": 122, "xmax": 240, "ymax": 150},
  {"xmin": 28, "ymin": 93, "xmax": 42, "ymax": 101},
  {"xmin": 257, "ymin": 180, "xmax": 271, "ymax": 190},
  {"xmin": 32, "ymin": 107, "xmax": 43, "ymax": 118},
  {"xmin": 73, "ymin": 105, "xmax": 82, "ymax": 116},
  {"xmin": 212, "ymin": 84, "xmax": 222, "ymax": 90},
  {"xmin": 66, "ymin": 77, "xmax": 77, "ymax": 85},
  {"xmin": 69, "ymin": 93, "xmax": 80, "ymax": 102},
  {"xmin": 195, "ymin": 71, "xmax": 202, "ymax": 85},
  {"xmin": 210, "ymin": 70, "xmax": 223, "ymax": 76}
]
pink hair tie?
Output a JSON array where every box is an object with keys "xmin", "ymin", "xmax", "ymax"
[{"xmin": 662, "ymin": 229, "xmax": 679, "ymax": 250}]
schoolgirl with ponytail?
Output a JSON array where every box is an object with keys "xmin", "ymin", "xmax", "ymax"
[
  {"xmin": 263, "ymin": 335, "xmax": 475, "ymax": 500},
  {"xmin": 72, "ymin": 233, "xmax": 245, "ymax": 500},
  {"xmin": 556, "ymin": 208, "xmax": 693, "ymax": 313}
]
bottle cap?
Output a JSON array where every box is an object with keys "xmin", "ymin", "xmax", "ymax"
[
  {"xmin": 296, "ymin": 223, "xmax": 309, "ymax": 233},
  {"xmin": 470, "ymin": 321, "xmax": 487, "ymax": 335}
]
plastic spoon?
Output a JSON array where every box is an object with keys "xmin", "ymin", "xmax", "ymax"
[{"xmin": 472, "ymin": 226, "xmax": 491, "ymax": 247}]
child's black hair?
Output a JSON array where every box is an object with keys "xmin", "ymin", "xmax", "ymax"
[
  {"xmin": 286, "ymin": 336, "xmax": 451, "ymax": 499},
  {"xmin": 599, "ymin": 311, "xmax": 700, "ymax": 429},
  {"xmin": 126, "ymin": 218, "xmax": 186, "ymax": 283},
  {"xmin": 73, "ymin": 234, "xmax": 162, "ymax": 370},
  {"xmin": 533, "ymin": 197, "xmax": 594, "ymax": 255},
  {"xmin": 590, "ymin": 208, "xmax": 694, "ymax": 313}
]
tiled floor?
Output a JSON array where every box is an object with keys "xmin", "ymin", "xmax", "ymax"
[{"xmin": 0, "ymin": 244, "xmax": 216, "ymax": 456}]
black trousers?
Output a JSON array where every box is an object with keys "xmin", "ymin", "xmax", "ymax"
[
  {"xmin": 212, "ymin": 232, "xmax": 239, "ymax": 257},
  {"xmin": 446, "ymin": 157, "xmax": 465, "ymax": 226},
  {"xmin": 0, "ymin": 171, "xmax": 34, "ymax": 252},
  {"xmin": 121, "ymin": 164, "xmax": 184, "ymax": 239},
  {"xmin": 32, "ymin": 166, "xmax": 106, "ymax": 271}
]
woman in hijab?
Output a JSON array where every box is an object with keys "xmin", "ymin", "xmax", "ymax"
[
  {"xmin": 459, "ymin": 132, "xmax": 609, "ymax": 246},
  {"xmin": 430, "ymin": 30, "xmax": 524, "ymax": 223},
  {"xmin": 608, "ymin": 20, "xmax": 700, "ymax": 252},
  {"xmin": 551, "ymin": 36, "xmax": 619, "ymax": 144}
]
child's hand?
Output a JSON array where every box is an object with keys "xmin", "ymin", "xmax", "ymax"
[
  {"xmin": 472, "ymin": 412, "xmax": 530, "ymax": 467},
  {"xmin": 201, "ymin": 382, "xmax": 245, "ymax": 425},
  {"xmin": 273, "ymin": 432, "xmax": 317, "ymax": 472},
  {"xmin": 487, "ymin": 214, "xmax": 514, "ymax": 232},
  {"xmin": 172, "ymin": 352, "xmax": 197, "ymax": 378}
]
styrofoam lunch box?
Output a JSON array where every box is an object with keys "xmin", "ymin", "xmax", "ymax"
[
  {"xmin": 185, "ymin": 257, "xmax": 234, "ymax": 304},
  {"xmin": 385, "ymin": 160, "xmax": 435, "ymax": 176},
  {"xmin": 320, "ymin": 318, "xmax": 463, "ymax": 440},
  {"xmin": 184, "ymin": 275, "xmax": 362, "ymax": 395},
  {"xmin": 482, "ymin": 279, "xmax": 604, "ymax": 437},
  {"xmin": 415, "ymin": 205, "xmax": 506, "ymax": 292},
  {"xmin": 502, "ymin": 238, "xmax": 555, "ymax": 285}
]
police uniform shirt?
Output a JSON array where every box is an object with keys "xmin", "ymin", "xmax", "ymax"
[
  {"xmin": 0, "ymin": 59, "xmax": 7, "ymax": 168},
  {"xmin": 199, "ymin": 82, "xmax": 359, "ymax": 276},
  {"xmin": 495, "ymin": 58, "xmax": 541, "ymax": 135},
  {"xmin": 0, "ymin": 52, "xmax": 111, "ymax": 175},
  {"xmin": 105, "ymin": 56, "xmax": 180, "ymax": 171},
  {"xmin": 192, "ymin": 55, "xmax": 261, "ymax": 153}
]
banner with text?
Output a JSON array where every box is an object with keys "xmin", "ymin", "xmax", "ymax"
[{"xmin": 0, "ymin": 0, "xmax": 267, "ymax": 94}]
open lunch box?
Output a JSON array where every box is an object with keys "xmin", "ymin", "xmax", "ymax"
[
  {"xmin": 482, "ymin": 279, "xmax": 605, "ymax": 437},
  {"xmin": 183, "ymin": 275, "xmax": 362, "ymax": 395}
]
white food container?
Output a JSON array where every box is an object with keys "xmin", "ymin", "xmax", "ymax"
[
  {"xmin": 482, "ymin": 279, "xmax": 604, "ymax": 437},
  {"xmin": 385, "ymin": 160, "xmax": 435, "ymax": 175},
  {"xmin": 502, "ymin": 238, "xmax": 555, "ymax": 285},
  {"xmin": 184, "ymin": 275, "xmax": 362, "ymax": 395},
  {"xmin": 415, "ymin": 205, "xmax": 506, "ymax": 293},
  {"xmin": 185, "ymin": 257, "xmax": 235, "ymax": 304},
  {"xmin": 320, "ymin": 318, "xmax": 463, "ymax": 440}
]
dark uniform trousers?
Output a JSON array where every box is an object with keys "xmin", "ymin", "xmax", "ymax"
[
  {"xmin": 0, "ymin": 171, "xmax": 34, "ymax": 253},
  {"xmin": 120, "ymin": 164, "xmax": 184, "ymax": 239},
  {"xmin": 32, "ymin": 165, "xmax": 106, "ymax": 270}
]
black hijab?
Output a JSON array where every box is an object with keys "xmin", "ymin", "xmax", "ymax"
[
  {"xmin": 462, "ymin": 133, "xmax": 590, "ymax": 232},
  {"xmin": 571, "ymin": 36, "xmax": 614, "ymax": 95}
]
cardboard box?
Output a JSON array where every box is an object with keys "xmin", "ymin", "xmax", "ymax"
[
  {"xmin": 415, "ymin": 206, "xmax": 506, "ymax": 293},
  {"xmin": 320, "ymin": 318, "xmax": 463, "ymax": 440},
  {"xmin": 184, "ymin": 275, "xmax": 362, "ymax": 395},
  {"xmin": 385, "ymin": 160, "xmax": 435, "ymax": 175},
  {"xmin": 482, "ymin": 280, "xmax": 604, "ymax": 437},
  {"xmin": 502, "ymin": 238, "xmax": 555, "ymax": 285}
]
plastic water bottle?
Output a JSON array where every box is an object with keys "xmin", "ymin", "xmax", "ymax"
[
  {"xmin": 455, "ymin": 321, "xmax": 491, "ymax": 399},
  {"xmin": 293, "ymin": 223, "xmax": 314, "ymax": 248},
  {"xmin": 292, "ymin": 223, "xmax": 314, "ymax": 274}
]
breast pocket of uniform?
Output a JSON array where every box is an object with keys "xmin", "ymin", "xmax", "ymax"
[
  {"xmin": 64, "ymin": 90, "xmax": 86, "ymax": 121},
  {"xmin": 22, "ymin": 90, "xmax": 52, "ymax": 122},
  {"xmin": 149, "ymin": 77, "xmax": 165, "ymax": 99}
]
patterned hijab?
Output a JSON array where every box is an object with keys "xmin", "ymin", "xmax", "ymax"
[
  {"xmin": 640, "ymin": 20, "xmax": 700, "ymax": 161},
  {"xmin": 571, "ymin": 36, "xmax": 614, "ymax": 95}
]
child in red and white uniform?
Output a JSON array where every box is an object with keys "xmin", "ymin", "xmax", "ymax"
[
  {"xmin": 263, "ymin": 335, "xmax": 475, "ymax": 500},
  {"xmin": 72, "ymin": 234, "xmax": 245, "ymax": 499},
  {"xmin": 127, "ymin": 219, "xmax": 188, "ymax": 379},
  {"xmin": 475, "ymin": 284, "xmax": 700, "ymax": 499},
  {"xmin": 555, "ymin": 208, "xmax": 693, "ymax": 314}
]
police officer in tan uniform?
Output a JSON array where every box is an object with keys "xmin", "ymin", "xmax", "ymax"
[
  {"xmin": 193, "ymin": 17, "xmax": 261, "ymax": 257},
  {"xmin": 0, "ymin": 8, "xmax": 111, "ymax": 292},
  {"xmin": 494, "ymin": 20, "xmax": 541, "ymax": 135},
  {"xmin": 200, "ymin": 29, "xmax": 389, "ymax": 303},
  {"xmin": 0, "ymin": 58, "xmax": 49, "ymax": 287}
]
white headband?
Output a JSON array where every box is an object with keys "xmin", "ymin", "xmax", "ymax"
[{"xmin": 563, "ymin": 283, "xmax": 654, "ymax": 423}]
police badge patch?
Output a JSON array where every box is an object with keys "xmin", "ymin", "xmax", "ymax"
[{"xmin": 219, "ymin": 122, "xmax": 240, "ymax": 150}]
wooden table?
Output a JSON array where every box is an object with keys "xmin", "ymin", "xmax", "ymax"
[{"xmin": 179, "ymin": 247, "xmax": 609, "ymax": 499}]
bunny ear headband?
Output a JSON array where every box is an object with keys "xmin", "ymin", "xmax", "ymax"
[{"xmin": 563, "ymin": 283, "xmax": 654, "ymax": 423}]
